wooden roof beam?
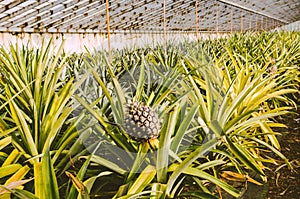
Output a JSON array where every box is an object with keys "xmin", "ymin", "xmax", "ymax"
[
  {"xmin": 0, "ymin": 0, "xmax": 44, "ymax": 23},
  {"xmin": 138, "ymin": 1, "xmax": 198, "ymax": 31},
  {"xmin": 27, "ymin": 0, "xmax": 90, "ymax": 28},
  {"xmin": 37, "ymin": 0, "xmax": 95, "ymax": 29},
  {"xmin": 108, "ymin": 0, "xmax": 158, "ymax": 30},
  {"xmin": 1, "ymin": 0, "xmax": 66, "ymax": 27},
  {"xmin": 48, "ymin": 0, "xmax": 112, "ymax": 29},
  {"xmin": 57, "ymin": 2, "xmax": 108, "ymax": 30},
  {"xmin": 58, "ymin": 0, "xmax": 130, "ymax": 30},
  {"xmin": 217, "ymin": 0, "xmax": 289, "ymax": 24},
  {"xmin": 0, "ymin": 0, "xmax": 26, "ymax": 13},
  {"xmin": 117, "ymin": 0, "xmax": 185, "ymax": 30},
  {"xmin": 69, "ymin": 1, "xmax": 140, "ymax": 30}
]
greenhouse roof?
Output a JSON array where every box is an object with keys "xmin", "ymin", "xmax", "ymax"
[{"xmin": 0, "ymin": 0, "xmax": 299, "ymax": 34}]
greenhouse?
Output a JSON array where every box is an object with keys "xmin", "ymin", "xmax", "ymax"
[{"xmin": 0, "ymin": 0, "xmax": 299, "ymax": 198}]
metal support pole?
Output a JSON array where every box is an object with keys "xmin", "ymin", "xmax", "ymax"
[
  {"xmin": 255, "ymin": 15, "xmax": 258, "ymax": 32},
  {"xmin": 230, "ymin": 9, "xmax": 233, "ymax": 33},
  {"xmin": 195, "ymin": 0, "xmax": 199, "ymax": 39},
  {"xmin": 249, "ymin": 13, "xmax": 252, "ymax": 31},
  {"xmin": 216, "ymin": 0, "xmax": 218, "ymax": 39},
  {"xmin": 240, "ymin": 12, "xmax": 243, "ymax": 32},
  {"xmin": 163, "ymin": 0, "xmax": 167, "ymax": 54},
  {"xmin": 105, "ymin": 0, "xmax": 111, "ymax": 63}
]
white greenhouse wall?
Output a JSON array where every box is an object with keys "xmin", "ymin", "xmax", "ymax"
[
  {"xmin": 0, "ymin": 32, "xmax": 224, "ymax": 53},
  {"xmin": 277, "ymin": 21, "xmax": 300, "ymax": 31}
]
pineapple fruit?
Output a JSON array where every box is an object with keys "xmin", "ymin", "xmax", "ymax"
[{"xmin": 124, "ymin": 101, "xmax": 160, "ymax": 142}]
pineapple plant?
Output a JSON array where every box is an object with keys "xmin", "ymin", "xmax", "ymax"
[
  {"xmin": 124, "ymin": 100, "xmax": 160, "ymax": 142},
  {"xmin": 0, "ymin": 32, "xmax": 291, "ymax": 198}
]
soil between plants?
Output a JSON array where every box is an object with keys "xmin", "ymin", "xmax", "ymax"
[
  {"xmin": 242, "ymin": 96, "xmax": 300, "ymax": 199},
  {"xmin": 218, "ymin": 96, "xmax": 300, "ymax": 199},
  {"xmin": 265, "ymin": 101, "xmax": 300, "ymax": 199}
]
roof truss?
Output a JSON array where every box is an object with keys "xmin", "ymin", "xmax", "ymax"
[{"xmin": 0, "ymin": 0, "xmax": 299, "ymax": 33}]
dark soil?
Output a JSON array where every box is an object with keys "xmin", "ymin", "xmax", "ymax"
[
  {"xmin": 265, "ymin": 100, "xmax": 300, "ymax": 199},
  {"xmin": 229, "ymin": 96, "xmax": 300, "ymax": 199}
]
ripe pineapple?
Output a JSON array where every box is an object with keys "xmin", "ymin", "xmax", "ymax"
[{"xmin": 124, "ymin": 101, "xmax": 160, "ymax": 142}]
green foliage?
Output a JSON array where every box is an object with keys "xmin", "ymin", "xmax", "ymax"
[
  {"xmin": 0, "ymin": 40, "xmax": 88, "ymax": 198},
  {"xmin": 0, "ymin": 137, "xmax": 31, "ymax": 199},
  {"xmin": 0, "ymin": 31, "xmax": 299, "ymax": 198}
]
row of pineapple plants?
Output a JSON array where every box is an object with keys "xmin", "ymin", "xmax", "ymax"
[{"xmin": 0, "ymin": 31, "xmax": 299, "ymax": 198}]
